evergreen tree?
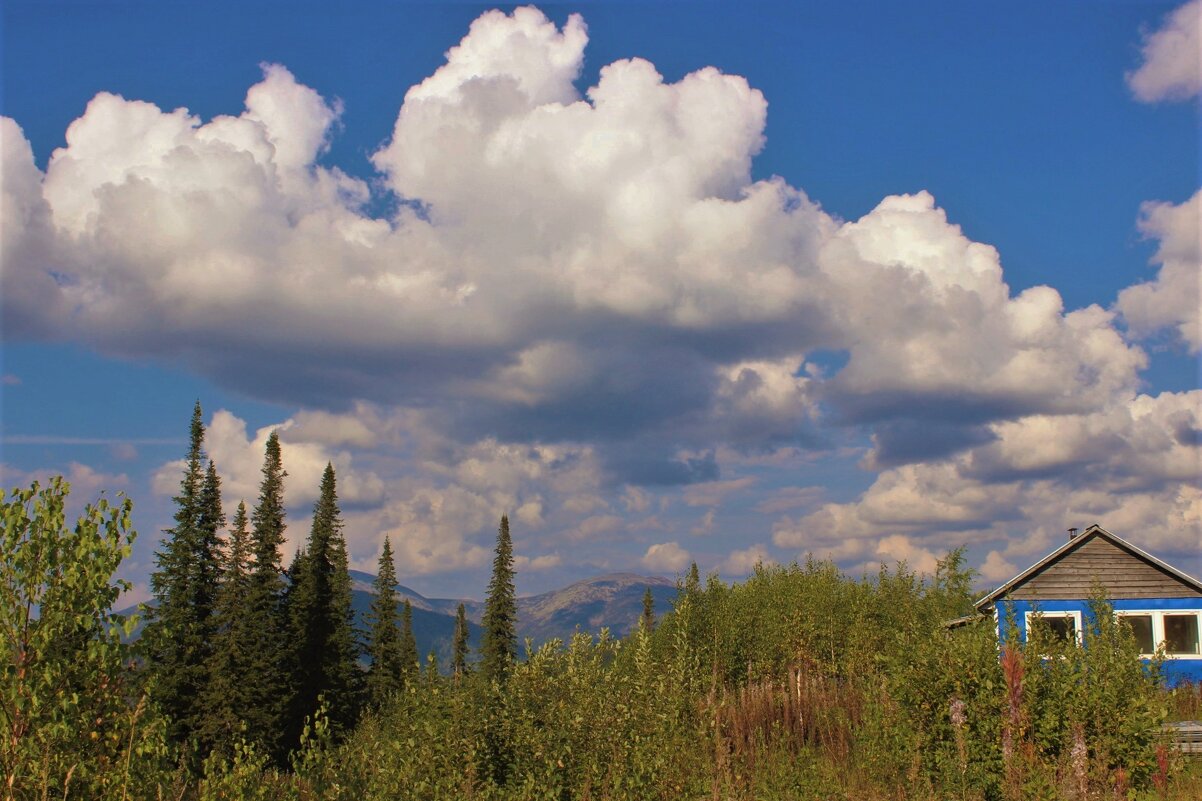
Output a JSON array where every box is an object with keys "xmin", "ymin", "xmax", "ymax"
[
  {"xmin": 286, "ymin": 463, "xmax": 360, "ymax": 743},
  {"xmin": 452, "ymin": 602, "xmax": 470, "ymax": 679},
  {"xmin": 326, "ymin": 494, "xmax": 361, "ymax": 723},
  {"xmin": 399, "ymin": 599, "xmax": 419, "ymax": 686},
  {"xmin": 145, "ymin": 402, "xmax": 222, "ymax": 749},
  {"xmin": 200, "ymin": 500, "xmax": 253, "ymax": 752},
  {"xmin": 685, "ymin": 561, "xmax": 701, "ymax": 595},
  {"xmin": 480, "ymin": 515, "xmax": 517, "ymax": 683},
  {"xmin": 642, "ymin": 586, "xmax": 655, "ymax": 632},
  {"xmin": 241, "ymin": 430, "xmax": 291, "ymax": 762},
  {"xmin": 365, "ymin": 536, "xmax": 404, "ymax": 706}
]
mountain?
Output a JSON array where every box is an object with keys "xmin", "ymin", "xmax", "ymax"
[
  {"xmin": 346, "ymin": 570, "xmax": 679, "ymax": 662},
  {"xmin": 514, "ymin": 573, "xmax": 678, "ymax": 644}
]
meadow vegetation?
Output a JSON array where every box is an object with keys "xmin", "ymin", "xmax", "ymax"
[{"xmin": 4, "ymin": 464, "xmax": 1201, "ymax": 799}]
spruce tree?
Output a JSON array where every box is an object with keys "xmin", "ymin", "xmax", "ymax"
[
  {"xmin": 287, "ymin": 463, "xmax": 360, "ymax": 742},
  {"xmin": 642, "ymin": 586, "xmax": 655, "ymax": 632},
  {"xmin": 200, "ymin": 500, "xmax": 253, "ymax": 752},
  {"xmin": 452, "ymin": 602, "xmax": 470, "ymax": 679},
  {"xmin": 146, "ymin": 402, "xmax": 222, "ymax": 748},
  {"xmin": 365, "ymin": 536, "xmax": 403, "ymax": 706},
  {"xmin": 326, "ymin": 493, "xmax": 361, "ymax": 726},
  {"xmin": 480, "ymin": 515, "xmax": 517, "ymax": 683},
  {"xmin": 242, "ymin": 430, "xmax": 291, "ymax": 762},
  {"xmin": 685, "ymin": 561, "xmax": 701, "ymax": 595},
  {"xmin": 399, "ymin": 599, "xmax": 419, "ymax": 686}
]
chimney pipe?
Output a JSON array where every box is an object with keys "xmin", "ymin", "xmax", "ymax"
[{"xmin": 1067, "ymin": 527, "xmax": 1078, "ymax": 540}]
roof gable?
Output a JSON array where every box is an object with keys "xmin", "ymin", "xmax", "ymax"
[{"xmin": 975, "ymin": 525, "xmax": 1202, "ymax": 609}]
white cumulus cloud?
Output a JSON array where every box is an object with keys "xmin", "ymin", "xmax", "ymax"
[
  {"xmin": 1116, "ymin": 191, "xmax": 1201, "ymax": 353},
  {"xmin": 642, "ymin": 541, "xmax": 691, "ymax": 572},
  {"xmin": 1127, "ymin": 0, "xmax": 1202, "ymax": 102}
]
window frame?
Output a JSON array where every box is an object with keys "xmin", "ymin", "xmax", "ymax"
[
  {"xmin": 1023, "ymin": 609, "xmax": 1083, "ymax": 647},
  {"xmin": 1114, "ymin": 609, "xmax": 1202, "ymax": 659}
]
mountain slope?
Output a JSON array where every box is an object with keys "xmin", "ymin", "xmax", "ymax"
[{"xmin": 345, "ymin": 570, "xmax": 678, "ymax": 657}]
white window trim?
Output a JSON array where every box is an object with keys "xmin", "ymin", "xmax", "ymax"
[
  {"xmin": 1115, "ymin": 610, "xmax": 1202, "ymax": 660},
  {"xmin": 1023, "ymin": 610, "xmax": 1083, "ymax": 646}
]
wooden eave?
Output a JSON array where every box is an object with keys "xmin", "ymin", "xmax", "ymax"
[{"xmin": 973, "ymin": 524, "xmax": 1202, "ymax": 612}]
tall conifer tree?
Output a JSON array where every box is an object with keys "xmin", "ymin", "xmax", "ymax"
[
  {"xmin": 399, "ymin": 599, "xmax": 419, "ymax": 685},
  {"xmin": 452, "ymin": 603, "xmax": 470, "ymax": 679},
  {"xmin": 287, "ymin": 464, "xmax": 360, "ymax": 741},
  {"xmin": 200, "ymin": 500, "xmax": 253, "ymax": 752},
  {"xmin": 146, "ymin": 402, "xmax": 222, "ymax": 748},
  {"xmin": 480, "ymin": 515, "xmax": 517, "ymax": 683},
  {"xmin": 365, "ymin": 536, "xmax": 403, "ymax": 706},
  {"xmin": 242, "ymin": 430, "xmax": 290, "ymax": 762},
  {"xmin": 641, "ymin": 586, "xmax": 655, "ymax": 632}
]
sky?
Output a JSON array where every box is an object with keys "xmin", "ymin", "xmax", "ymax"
[{"xmin": 2, "ymin": 0, "xmax": 1199, "ymax": 603}]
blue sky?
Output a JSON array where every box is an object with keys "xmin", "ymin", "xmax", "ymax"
[{"xmin": 2, "ymin": 1, "xmax": 1199, "ymax": 601}]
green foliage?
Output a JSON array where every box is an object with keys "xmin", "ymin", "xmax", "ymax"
[
  {"xmin": 1, "ymin": 477, "xmax": 171, "ymax": 798},
  {"xmin": 1019, "ymin": 591, "xmax": 1168, "ymax": 790},
  {"xmin": 365, "ymin": 536, "xmax": 404, "ymax": 707},
  {"xmin": 480, "ymin": 515, "xmax": 517, "ymax": 685}
]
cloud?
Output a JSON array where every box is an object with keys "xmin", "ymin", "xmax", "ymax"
[
  {"xmin": 1127, "ymin": 0, "xmax": 1202, "ymax": 102},
  {"xmin": 151, "ymin": 408, "xmax": 385, "ymax": 515},
  {"xmin": 1, "ymin": 374, "xmax": 20, "ymax": 386},
  {"xmin": 979, "ymin": 550, "xmax": 1018, "ymax": 583},
  {"xmin": 1116, "ymin": 191, "xmax": 1201, "ymax": 354},
  {"xmin": 2, "ymin": 6, "xmax": 1197, "ymax": 589},
  {"xmin": 1, "ymin": 8, "xmax": 1154, "ymax": 490},
  {"xmin": 721, "ymin": 543, "xmax": 775, "ymax": 576},
  {"xmin": 514, "ymin": 552, "xmax": 562, "ymax": 571},
  {"xmin": 820, "ymin": 193, "xmax": 1145, "ymax": 437},
  {"xmin": 571, "ymin": 514, "xmax": 624, "ymax": 540},
  {"xmin": 755, "ymin": 485, "xmax": 825, "ymax": 515},
  {"xmin": 642, "ymin": 541, "xmax": 691, "ymax": 572},
  {"xmin": 775, "ymin": 390, "xmax": 1202, "ymax": 570},
  {"xmin": 348, "ymin": 485, "xmax": 495, "ymax": 578},
  {"xmin": 872, "ymin": 534, "xmax": 940, "ymax": 575},
  {"xmin": 1, "ymin": 461, "xmax": 130, "ymax": 504},
  {"xmin": 682, "ymin": 476, "xmax": 756, "ymax": 507}
]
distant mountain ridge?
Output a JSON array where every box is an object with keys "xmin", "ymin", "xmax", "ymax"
[{"xmin": 346, "ymin": 570, "xmax": 679, "ymax": 663}]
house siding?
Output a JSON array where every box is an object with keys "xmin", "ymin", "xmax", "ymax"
[
  {"xmin": 1007, "ymin": 536, "xmax": 1202, "ymax": 600},
  {"xmin": 995, "ymin": 598, "xmax": 1202, "ymax": 685}
]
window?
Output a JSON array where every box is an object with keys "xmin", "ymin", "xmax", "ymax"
[
  {"xmin": 1165, "ymin": 614, "xmax": 1200, "ymax": 655},
  {"xmin": 1114, "ymin": 610, "xmax": 1202, "ymax": 658},
  {"xmin": 1118, "ymin": 614, "xmax": 1155, "ymax": 654},
  {"xmin": 1024, "ymin": 610, "xmax": 1082, "ymax": 646}
]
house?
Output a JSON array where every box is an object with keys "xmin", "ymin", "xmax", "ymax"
[{"xmin": 973, "ymin": 524, "xmax": 1202, "ymax": 685}]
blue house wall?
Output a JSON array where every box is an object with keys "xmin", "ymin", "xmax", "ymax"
[
  {"xmin": 993, "ymin": 597, "xmax": 1202, "ymax": 685},
  {"xmin": 977, "ymin": 525, "xmax": 1202, "ymax": 688}
]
